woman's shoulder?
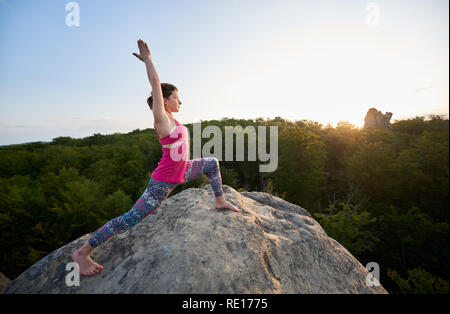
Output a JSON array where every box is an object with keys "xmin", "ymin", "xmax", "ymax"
[{"xmin": 154, "ymin": 113, "xmax": 177, "ymax": 137}]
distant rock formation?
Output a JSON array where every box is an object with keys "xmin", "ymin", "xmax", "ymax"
[
  {"xmin": 364, "ymin": 108, "xmax": 393, "ymax": 129},
  {"xmin": 1, "ymin": 185, "xmax": 388, "ymax": 294}
]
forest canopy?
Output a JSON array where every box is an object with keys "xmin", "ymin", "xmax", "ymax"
[{"xmin": 0, "ymin": 114, "xmax": 448, "ymax": 294}]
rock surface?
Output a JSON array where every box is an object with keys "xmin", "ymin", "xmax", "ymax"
[
  {"xmin": 2, "ymin": 185, "xmax": 388, "ymax": 294},
  {"xmin": 0, "ymin": 273, "xmax": 11, "ymax": 292},
  {"xmin": 364, "ymin": 108, "xmax": 393, "ymax": 129}
]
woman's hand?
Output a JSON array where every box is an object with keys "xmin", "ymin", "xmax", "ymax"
[{"xmin": 133, "ymin": 39, "xmax": 152, "ymax": 63}]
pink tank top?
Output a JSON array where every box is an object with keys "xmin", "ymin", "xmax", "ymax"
[{"xmin": 151, "ymin": 118, "xmax": 190, "ymax": 183}]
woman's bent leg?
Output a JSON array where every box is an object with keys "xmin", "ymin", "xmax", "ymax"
[
  {"xmin": 184, "ymin": 157, "xmax": 240, "ymax": 212},
  {"xmin": 184, "ymin": 157, "xmax": 223, "ymax": 197},
  {"xmin": 88, "ymin": 177, "xmax": 178, "ymax": 248}
]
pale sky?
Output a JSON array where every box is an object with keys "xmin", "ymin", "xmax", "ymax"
[{"xmin": 0, "ymin": 0, "xmax": 448, "ymax": 146}]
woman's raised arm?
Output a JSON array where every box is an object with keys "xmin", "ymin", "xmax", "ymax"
[{"xmin": 133, "ymin": 39, "xmax": 165, "ymax": 123}]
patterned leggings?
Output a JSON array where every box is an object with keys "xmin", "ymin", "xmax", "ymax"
[{"xmin": 87, "ymin": 157, "xmax": 223, "ymax": 248}]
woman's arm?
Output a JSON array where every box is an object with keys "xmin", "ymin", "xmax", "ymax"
[{"xmin": 133, "ymin": 39, "xmax": 165, "ymax": 123}]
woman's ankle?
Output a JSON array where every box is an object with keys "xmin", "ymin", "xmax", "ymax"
[{"xmin": 78, "ymin": 242, "xmax": 94, "ymax": 255}]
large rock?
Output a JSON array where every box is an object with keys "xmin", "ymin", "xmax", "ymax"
[
  {"xmin": 364, "ymin": 108, "xmax": 393, "ymax": 129},
  {"xmin": 1, "ymin": 185, "xmax": 387, "ymax": 294},
  {"xmin": 0, "ymin": 273, "xmax": 11, "ymax": 292}
]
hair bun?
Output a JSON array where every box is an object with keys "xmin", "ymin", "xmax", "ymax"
[
  {"xmin": 146, "ymin": 83, "xmax": 178, "ymax": 111},
  {"xmin": 147, "ymin": 94, "xmax": 153, "ymax": 110}
]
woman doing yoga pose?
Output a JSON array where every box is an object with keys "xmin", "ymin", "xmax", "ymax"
[{"xmin": 72, "ymin": 39, "xmax": 240, "ymax": 276}]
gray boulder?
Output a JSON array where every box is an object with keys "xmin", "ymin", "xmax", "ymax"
[
  {"xmin": 1, "ymin": 185, "xmax": 387, "ymax": 294},
  {"xmin": 0, "ymin": 273, "xmax": 11, "ymax": 292}
]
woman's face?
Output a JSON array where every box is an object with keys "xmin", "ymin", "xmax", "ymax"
[{"xmin": 164, "ymin": 90, "xmax": 182, "ymax": 113}]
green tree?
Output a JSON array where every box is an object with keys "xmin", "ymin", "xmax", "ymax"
[
  {"xmin": 100, "ymin": 189, "xmax": 134, "ymax": 220},
  {"xmin": 275, "ymin": 125, "xmax": 327, "ymax": 209},
  {"xmin": 47, "ymin": 176, "xmax": 107, "ymax": 244},
  {"xmin": 0, "ymin": 175, "xmax": 47, "ymax": 278},
  {"xmin": 313, "ymin": 202, "xmax": 379, "ymax": 255},
  {"xmin": 345, "ymin": 139, "xmax": 397, "ymax": 214},
  {"xmin": 388, "ymin": 267, "xmax": 449, "ymax": 294},
  {"xmin": 376, "ymin": 205, "xmax": 448, "ymax": 278}
]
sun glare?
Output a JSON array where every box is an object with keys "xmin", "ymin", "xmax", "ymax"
[{"xmin": 215, "ymin": 25, "xmax": 446, "ymax": 128}]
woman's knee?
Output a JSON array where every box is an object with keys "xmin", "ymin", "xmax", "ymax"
[{"xmin": 207, "ymin": 157, "xmax": 220, "ymax": 169}]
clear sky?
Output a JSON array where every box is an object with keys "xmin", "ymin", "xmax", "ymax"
[{"xmin": 0, "ymin": 0, "xmax": 448, "ymax": 146}]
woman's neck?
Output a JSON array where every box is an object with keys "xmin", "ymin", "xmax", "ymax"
[{"xmin": 166, "ymin": 110, "xmax": 174, "ymax": 119}]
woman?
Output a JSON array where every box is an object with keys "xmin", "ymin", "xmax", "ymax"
[{"xmin": 72, "ymin": 39, "xmax": 240, "ymax": 276}]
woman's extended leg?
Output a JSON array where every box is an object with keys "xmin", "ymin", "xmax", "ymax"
[
  {"xmin": 184, "ymin": 157, "xmax": 240, "ymax": 213},
  {"xmin": 72, "ymin": 176, "xmax": 178, "ymax": 276}
]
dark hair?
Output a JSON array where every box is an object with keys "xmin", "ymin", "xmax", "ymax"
[{"xmin": 147, "ymin": 83, "xmax": 178, "ymax": 110}]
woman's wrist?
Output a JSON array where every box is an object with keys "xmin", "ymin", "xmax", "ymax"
[{"xmin": 144, "ymin": 57, "xmax": 153, "ymax": 65}]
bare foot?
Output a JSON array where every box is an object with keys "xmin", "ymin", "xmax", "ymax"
[
  {"xmin": 215, "ymin": 199, "xmax": 241, "ymax": 213},
  {"xmin": 72, "ymin": 246, "xmax": 103, "ymax": 276}
]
